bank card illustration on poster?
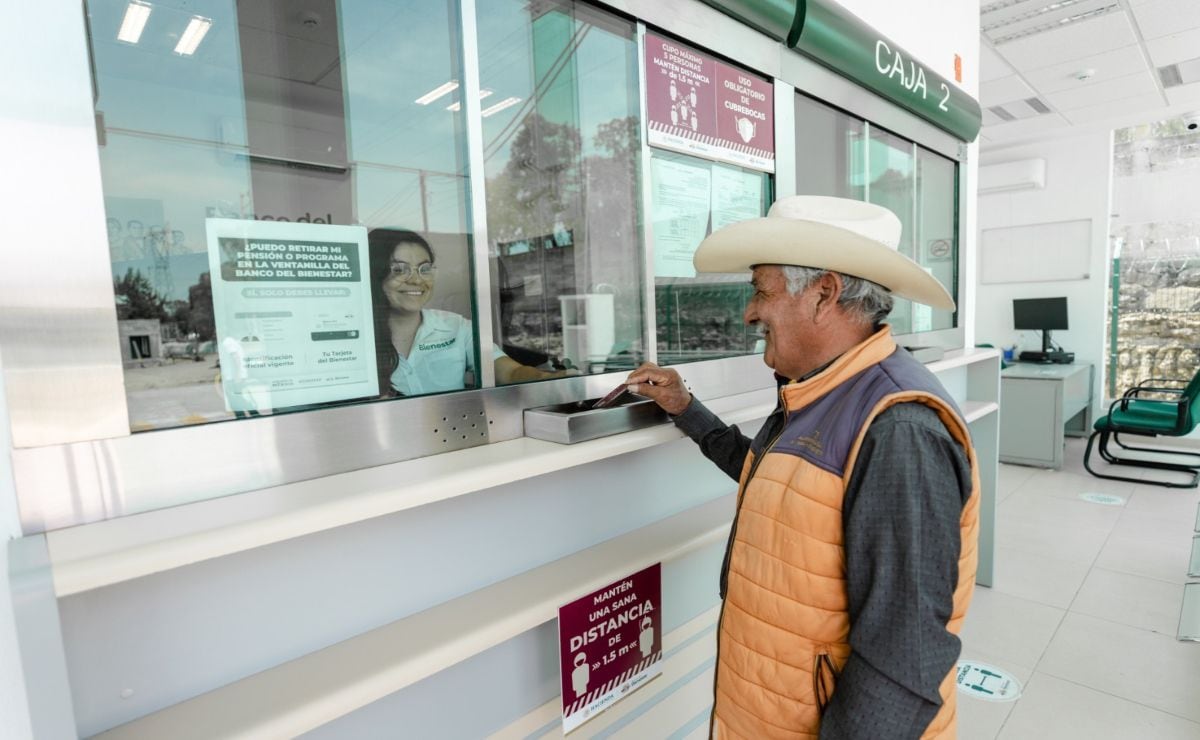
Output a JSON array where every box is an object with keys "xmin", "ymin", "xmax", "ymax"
[
  {"xmin": 558, "ymin": 564, "xmax": 663, "ymax": 733},
  {"xmin": 205, "ymin": 219, "xmax": 379, "ymax": 412}
]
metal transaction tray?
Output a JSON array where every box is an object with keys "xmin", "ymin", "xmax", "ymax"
[{"xmin": 523, "ymin": 396, "xmax": 669, "ymax": 444}]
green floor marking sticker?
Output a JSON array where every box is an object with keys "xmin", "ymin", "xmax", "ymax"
[
  {"xmin": 1079, "ymin": 492, "xmax": 1125, "ymax": 506},
  {"xmin": 955, "ymin": 660, "xmax": 1021, "ymax": 702}
]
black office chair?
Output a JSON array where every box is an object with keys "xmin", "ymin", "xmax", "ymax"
[{"xmin": 1082, "ymin": 368, "xmax": 1200, "ymax": 489}]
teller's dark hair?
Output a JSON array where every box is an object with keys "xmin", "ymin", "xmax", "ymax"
[{"xmin": 367, "ymin": 228, "xmax": 435, "ymax": 397}]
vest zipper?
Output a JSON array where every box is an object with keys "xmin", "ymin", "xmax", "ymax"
[
  {"xmin": 813, "ymin": 650, "xmax": 839, "ymax": 717},
  {"xmin": 709, "ymin": 385, "xmax": 791, "ymax": 737}
]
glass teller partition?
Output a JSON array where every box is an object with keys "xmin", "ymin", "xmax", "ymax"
[{"xmin": 27, "ymin": 0, "xmax": 971, "ymax": 529}]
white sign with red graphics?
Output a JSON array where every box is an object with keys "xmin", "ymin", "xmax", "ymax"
[{"xmin": 558, "ymin": 564, "xmax": 662, "ymax": 733}]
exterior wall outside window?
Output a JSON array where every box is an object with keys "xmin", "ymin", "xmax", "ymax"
[{"xmin": 1109, "ymin": 118, "xmax": 1200, "ymax": 397}]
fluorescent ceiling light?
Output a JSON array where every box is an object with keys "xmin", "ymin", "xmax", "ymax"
[
  {"xmin": 481, "ymin": 96, "xmax": 522, "ymax": 118},
  {"xmin": 982, "ymin": 0, "xmax": 1089, "ymax": 31},
  {"xmin": 117, "ymin": 1, "xmax": 152, "ymax": 44},
  {"xmin": 991, "ymin": 3, "xmax": 1120, "ymax": 44},
  {"xmin": 446, "ymin": 89, "xmax": 493, "ymax": 112},
  {"xmin": 415, "ymin": 81, "xmax": 459, "ymax": 105},
  {"xmin": 173, "ymin": 15, "xmax": 212, "ymax": 55}
]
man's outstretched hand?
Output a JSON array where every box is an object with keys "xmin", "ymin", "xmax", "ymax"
[{"xmin": 625, "ymin": 362, "xmax": 692, "ymax": 416}]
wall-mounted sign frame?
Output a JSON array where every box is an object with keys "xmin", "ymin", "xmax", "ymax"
[
  {"xmin": 558, "ymin": 563, "xmax": 662, "ymax": 733},
  {"xmin": 206, "ymin": 219, "xmax": 379, "ymax": 413},
  {"xmin": 644, "ymin": 32, "xmax": 776, "ymax": 173}
]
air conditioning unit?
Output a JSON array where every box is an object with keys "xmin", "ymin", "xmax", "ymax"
[{"xmin": 979, "ymin": 158, "xmax": 1045, "ymax": 195}]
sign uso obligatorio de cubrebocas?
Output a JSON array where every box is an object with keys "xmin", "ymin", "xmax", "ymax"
[
  {"xmin": 558, "ymin": 564, "xmax": 663, "ymax": 733},
  {"xmin": 205, "ymin": 219, "xmax": 378, "ymax": 412}
]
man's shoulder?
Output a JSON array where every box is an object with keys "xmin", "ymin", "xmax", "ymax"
[{"xmin": 868, "ymin": 402, "xmax": 958, "ymax": 446}]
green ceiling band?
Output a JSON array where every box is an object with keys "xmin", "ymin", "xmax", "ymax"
[{"xmin": 694, "ymin": 0, "xmax": 982, "ymax": 142}]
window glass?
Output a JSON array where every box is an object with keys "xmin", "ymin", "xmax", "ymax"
[
  {"xmin": 652, "ymin": 151, "xmax": 772, "ymax": 364},
  {"xmin": 478, "ymin": 0, "xmax": 646, "ymax": 377},
  {"xmin": 794, "ymin": 95, "xmax": 865, "ymax": 200},
  {"xmin": 914, "ymin": 147, "xmax": 958, "ymax": 333},
  {"xmin": 866, "ymin": 127, "xmax": 917, "ymax": 334},
  {"xmin": 87, "ymin": 0, "xmax": 475, "ymax": 431}
]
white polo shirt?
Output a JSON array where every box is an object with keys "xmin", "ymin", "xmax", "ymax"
[{"xmin": 389, "ymin": 309, "xmax": 501, "ymax": 396}]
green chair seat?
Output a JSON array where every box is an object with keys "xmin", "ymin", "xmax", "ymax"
[{"xmin": 1084, "ymin": 368, "xmax": 1200, "ymax": 489}]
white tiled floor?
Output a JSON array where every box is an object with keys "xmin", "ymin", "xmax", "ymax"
[{"xmin": 957, "ymin": 436, "xmax": 1200, "ymax": 739}]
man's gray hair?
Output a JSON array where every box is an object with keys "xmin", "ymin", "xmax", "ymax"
[{"xmin": 781, "ymin": 265, "xmax": 894, "ymax": 326}]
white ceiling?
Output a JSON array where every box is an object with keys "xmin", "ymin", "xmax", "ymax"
[{"xmin": 979, "ymin": 0, "xmax": 1200, "ymax": 146}]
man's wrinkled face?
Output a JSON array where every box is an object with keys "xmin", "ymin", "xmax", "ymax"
[{"xmin": 743, "ymin": 265, "xmax": 814, "ymax": 379}]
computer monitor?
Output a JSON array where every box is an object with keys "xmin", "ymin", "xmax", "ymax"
[{"xmin": 1013, "ymin": 297, "xmax": 1068, "ymax": 353}]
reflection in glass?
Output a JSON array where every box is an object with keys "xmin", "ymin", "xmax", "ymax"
[
  {"xmin": 478, "ymin": 0, "xmax": 645, "ymax": 377},
  {"xmin": 867, "ymin": 127, "xmax": 917, "ymax": 334},
  {"xmin": 794, "ymin": 94, "xmax": 865, "ymax": 200},
  {"xmin": 652, "ymin": 151, "xmax": 771, "ymax": 365},
  {"xmin": 915, "ymin": 148, "xmax": 958, "ymax": 333},
  {"xmin": 87, "ymin": 0, "xmax": 475, "ymax": 430}
]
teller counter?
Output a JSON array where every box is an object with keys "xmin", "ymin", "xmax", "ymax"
[{"xmin": 9, "ymin": 349, "xmax": 998, "ymax": 738}]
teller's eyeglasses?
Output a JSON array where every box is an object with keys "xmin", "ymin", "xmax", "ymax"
[{"xmin": 389, "ymin": 261, "xmax": 436, "ymax": 278}]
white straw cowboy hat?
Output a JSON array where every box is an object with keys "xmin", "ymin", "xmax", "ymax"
[{"xmin": 693, "ymin": 195, "xmax": 955, "ymax": 310}]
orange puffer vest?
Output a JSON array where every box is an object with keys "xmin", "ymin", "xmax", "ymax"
[{"xmin": 712, "ymin": 328, "xmax": 980, "ymax": 739}]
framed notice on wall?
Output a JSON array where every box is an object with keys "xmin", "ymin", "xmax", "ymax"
[
  {"xmin": 981, "ymin": 219, "xmax": 1092, "ymax": 284},
  {"xmin": 643, "ymin": 33, "xmax": 775, "ymax": 173},
  {"xmin": 558, "ymin": 564, "xmax": 662, "ymax": 733},
  {"xmin": 205, "ymin": 219, "xmax": 379, "ymax": 412}
]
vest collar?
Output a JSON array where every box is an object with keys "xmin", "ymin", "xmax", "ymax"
[{"xmin": 780, "ymin": 325, "xmax": 897, "ymax": 411}]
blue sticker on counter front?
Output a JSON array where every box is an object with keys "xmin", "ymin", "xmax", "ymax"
[{"xmin": 955, "ymin": 660, "xmax": 1022, "ymax": 702}]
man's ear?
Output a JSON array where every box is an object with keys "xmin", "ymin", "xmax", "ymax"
[{"xmin": 811, "ymin": 272, "xmax": 843, "ymax": 321}]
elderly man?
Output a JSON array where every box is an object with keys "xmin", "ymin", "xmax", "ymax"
[{"xmin": 627, "ymin": 196, "xmax": 979, "ymax": 739}]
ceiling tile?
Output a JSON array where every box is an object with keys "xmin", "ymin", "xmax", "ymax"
[
  {"xmin": 1130, "ymin": 0, "xmax": 1200, "ymax": 40},
  {"xmin": 1165, "ymin": 80, "xmax": 1200, "ymax": 106},
  {"xmin": 1043, "ymin": 70, "xmax": 1160, "ymax": 110},
  {"xmin": 980, "ymin": 113, "xmax": 1072, "ymax": 142},
  {"xmin": 981, "ymin": 75, "xmax": 1037, "ymax": 105},
  {"xmin": 997, "ymin": 11, "xmax": 1138, "ymax": 72},
  {"xmin": 1145, "ymin": 29, "xmax": 1200, "ymax": 67},
  {"xmin": 1022, "ymin": 44, "xmax": 1148, "ymax": 94},
  {"xmin": 981, "ymin": 107, "xmax": 1007, "ymax": 126},
  {"xmin": 980, "ymin": 41, "xmax": 1014, "ymax": 82},
  {"xmin": 1061, "ymin": 92, "xmax": 1166, "ymax": 123}
]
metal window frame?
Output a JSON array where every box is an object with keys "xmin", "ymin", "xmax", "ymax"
[{"xmin": 4, "ymin": 0, "xmax": 971, "ymax": 534}]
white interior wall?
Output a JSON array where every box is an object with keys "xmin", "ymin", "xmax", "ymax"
[{"xmin": 976, "ymin": 130, "xmax": 1114, "ymax": 417}]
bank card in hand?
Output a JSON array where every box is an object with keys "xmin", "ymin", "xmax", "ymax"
[{"xmin": 591, "ymin": 382, "xmax": 632, "ymax": 409}]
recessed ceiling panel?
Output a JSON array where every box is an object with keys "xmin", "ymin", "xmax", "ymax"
[
  {"xmin": 998, "ymin": 11, "xmax": 1137, "ymax": 71},
  {"xmin": 1043, "ymin": 70, "xmax": 1160, "ymax": 109},
  {"xmin": 981, "ymin": 107, "xmax": 1008, "ymax": 126},
  {"xmin": 981, "ymin": 42, "xmax": 1016, "ymax": 82},
  {"xmin": 1129, "ymin": 0, "xmax": 1200, "ymax": 40},
  {"xmin": 981, "ymin": 74, "xmax": 1037, "ymax": 104},
  {"xmin": 1166, "ymin": 80, "xmax": 1200, "ymax": 106},
  {"xmin": 1146, "ymin": 29, "xmax": 1200, "ymax": 67},
  {"xmin": 1022, "ymin": 44, "xmax": 1147, "ymax": 94},
  {"xmin": 1061, "ymin": 91, "xmax": 1165, "ymax": 123},
  {"xmin": 981, "ymin": 113, "xmax": 1072, "ymax": 140}
]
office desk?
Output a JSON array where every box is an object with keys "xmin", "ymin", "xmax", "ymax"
[{"xmin": 1000, "ymin": 363, "xmax": 1093, "ymax": 469}]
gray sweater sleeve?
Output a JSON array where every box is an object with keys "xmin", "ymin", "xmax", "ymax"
[{"xmin": 819, "ymin": 402, "xmax": 973, "ymax": 740}]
